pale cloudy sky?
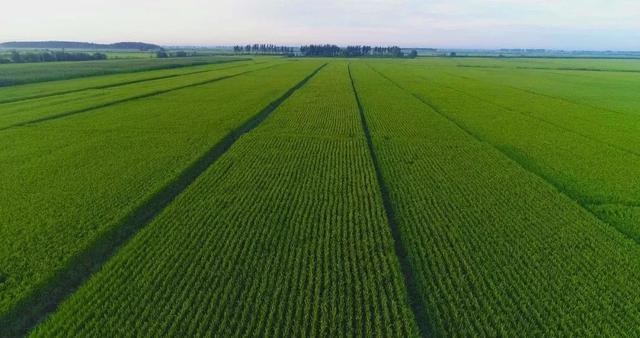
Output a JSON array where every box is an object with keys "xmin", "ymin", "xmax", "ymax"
[{"xmin": 3, "ymin": 0, "xmax": 639, "ymax": 50}]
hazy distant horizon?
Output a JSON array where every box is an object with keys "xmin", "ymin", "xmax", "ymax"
[
  {"xmin": 3, "ymin": 40, "xmax": 638, "ymax": 53},
  {"xmin": 4, "ymin": 0, "xmax": 639, "ymax": 51}
]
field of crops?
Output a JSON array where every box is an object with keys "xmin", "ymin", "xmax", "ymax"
[
  {"xmin": 1, "ymin": 56, "xmax": 640, "ymax": 336},
  {"xmin": 0, "ymin": 56, "xmax": 247, "ymax": 87},
  {"xmin": 0, "ymin": 50, "xmax": 155, "ymax": 60}
]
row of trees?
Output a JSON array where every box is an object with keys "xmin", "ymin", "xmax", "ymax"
[
  {"xmin": 300, "ymin": 44, "xmax": 417, "ymax": 58},
  {"xmin": 233, "ymin": 44, "xmax": 295, "ymax": 55},
  {"xmin": 1, "ymin": 51, "xmax": 107, "ymax": 64},
  {"xmin": 230, "ymin": 44, "xmax": 417, "ymax": 58}
]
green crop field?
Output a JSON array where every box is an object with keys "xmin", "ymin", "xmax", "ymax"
[
  {"xmin": 0, "ymin": 56, "xmax": 248, "ymax": 87},
  {"xmin": 1, "ymin": 55, "xmax": 640, "ymax": 336}
]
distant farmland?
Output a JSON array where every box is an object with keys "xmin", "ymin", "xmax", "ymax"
[
  {"xmin": 1, "ymin": 56, "xmax": 640, "ymax": 336},
  {"xmin": 0, "ymin": 56, "xmax": 248, "ymax": 87}
]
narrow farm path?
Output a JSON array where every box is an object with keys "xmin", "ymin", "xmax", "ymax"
[{"xmin": 348, "ymin": 63, "xmax": 431, "ymax": 338}]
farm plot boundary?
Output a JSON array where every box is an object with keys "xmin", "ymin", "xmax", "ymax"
[{"xmin": 348, "ymin": 63, "xmax": 431, "ymax": 337}]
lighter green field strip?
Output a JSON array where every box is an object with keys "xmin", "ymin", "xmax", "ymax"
[
  {"xmin": 438, "ymin": 66, "xmax": 640, "ymax": 131},
  {"xmin": 0, "ymin": 60, "xmax": 279, "ymax": 130},
  {"xmin": 30, "ymin": 62, "xmax": 420, "ymax": 338},
  {"xmin": 390, "ymin": 61, "xmax": 640, "ymax": 158},
  {"xmin": 0, "ymin": 59, "xmax": 253, "ymax": 104},
  {"xmin": 370, "ymin": 61, "xmax": 640, "ymax": 246},
  {"xmin": 380, "ymin": 61, "xmax": 640, "ymax": 249},
  {"xmin": 431, "ymin": 57, "xmax": 640, "ymax": 72},
  {"xmin": 441, "ymin": 63, "xmax": 640, "ymax": 116},
  {"xmin": 350, "ymin": 61, "xmax": 640, "ymax": 336},
  {"xmin": 431, "ymin": 71, "xmax": 640, "ymax": 158},
  {"xmin": 0, "ymin": 60, "xmax": 322, "ymax": 332},
  {"xmin": 371, "ymin": 61, "xmax": 640, "ymax": 204}
]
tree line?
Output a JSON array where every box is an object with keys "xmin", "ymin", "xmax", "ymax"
[
  {"xmin": 233, "ymin": 44, "xmax": 296, "ymax": 55},
  {"xmin": 0, "ymin": 51, "xmax": 107, "ymax": 64},
  {"xmin": 229, "ymin": 44, "xmax": 418, "ymax": 58},
  {"xmin": 300, "ymin": 44, "xmax": 417, "ymax": 58}
]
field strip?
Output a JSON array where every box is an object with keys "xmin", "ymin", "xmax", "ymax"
[
  {"xmin": 348, "ymin": 63, "xmax": 431, "ymax": 337},
  {"xmin": 0, "ymin": 63, "xmax": 280, "ymax": 132},
  {"xmin": 415, "ymin": 72, "xmax": 640, "ymax": 158},
  {"xmin": 0, "ymin": 63, "xmax": 327, "ymax": 337},
  {"xmin": 515, "ymin": 66, "xmax": 640, "ymax": 74},
  {"xmin": 0, "ymin": 60, "xmax": 254, "ymax": 105},
  {"xmin": 443, "ymin": 70, "xmax": 633, "ymax": 118},
  {"xmin": 370, "ymin": 63, "xmax": 640, "ymax": 181},
  {"xmin": 0, "ymin": 57, "xmax": 251, "ymax": 88},
  {"xmin": 456, "ymin": 64, "xmax": 505, "ymax": 69},
  {"xmin": 458, "ymin": 64, "xmax": 640, "ymax": 74},
  {"xmin": 27, "ymin": 63, "xmax": 421, "ymax": 336},
  {"xmin": 368, "ymin": 64, "xmax": 640, "ymax": 246},
  {"xmin": 405, "ymin": 68, "xmax": 640, "ymax": 196},
  {"xmin": 518, "ymin": 112, "xmax": 640, "ymax": 157}
]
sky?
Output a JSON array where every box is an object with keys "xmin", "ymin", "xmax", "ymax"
[{"xmin": 3, "ymin": 0, "xmax": 639, "ymax": 50}]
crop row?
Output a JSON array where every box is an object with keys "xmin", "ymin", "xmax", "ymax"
[
  {"xmin": 0, "ymin": 60, "xmax": 277, "ymax": 129},
  {"xmin": 369, "ymin": 61, "xmax": 640, "ymax": 241},
  {"xmin": 349, "ymin": 62, "xmax": 640, "ymax": 335},
  {"xmin": 0, "ymin": 55, "xmax": 247, "ymax": 87},
  {"xmin": 0, "ymin": 60, "xmax": 322, "ymax": 332},
  {"xmin": 441, "ymin": 61, "xmax": 640, "ymax": 116},
  {"xmin": 412, "ymin": 62, "xmax": 640, "ymax": 157},
  {"xmin": 0, "ymin": 59, "xmax": 253, "ymax": 104},
  {"xmin": 399, "ymin": 58, "xmax": 640, "ymax": 243},
  {"xmin": 425, "ymin": 57, "xmax": 640, "ymax": 73},
  {"xmin": 30, "ymin": 62, "xmax": 419, "ymax": 337}
]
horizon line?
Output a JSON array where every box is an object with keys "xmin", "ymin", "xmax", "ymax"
[{"xmin": 1, "ymin": 40, "xmax": 639, "ymax": 53}]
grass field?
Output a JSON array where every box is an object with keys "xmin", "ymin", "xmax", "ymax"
[
  {"xmin": 1, "ymin": 56, "xmax": 640, "ymax": 336},
  {"xmin": 0, "ymin": 56, "xmax": 247, "ymax": 87}
]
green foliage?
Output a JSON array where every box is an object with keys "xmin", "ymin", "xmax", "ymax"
[
  {"xmin": 0, "ymin": 60, "xmax": 321, "ymax": 329},
  {"xmin": 349, "ymin": 62, "xmax": 640, "ymax": 335},
  {"xmin": 371, "ymin": 59, "xmax": 640, "ymax": 239},
  {"xmin": 30, "ymin": 62, "xmax": 419, "ymax": 337},
  {"xmin": 0, "ymin": 56, "xmax": 247, "ymax": 87},
  {"xmin": 0, "ymin": 61, "xmax": 272, "ymax": 129},
  {"xmin": 1, "ymin": 57, "xmax": 639, "ymax": 336},
  {"xmin": 0, "ymin": 60, "xmax": 252, "ymax": 104}
]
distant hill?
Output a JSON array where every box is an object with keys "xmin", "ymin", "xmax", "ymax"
[{"xmin": 0, "ymin": 41, "xmax": 162, "ymax": 51}]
